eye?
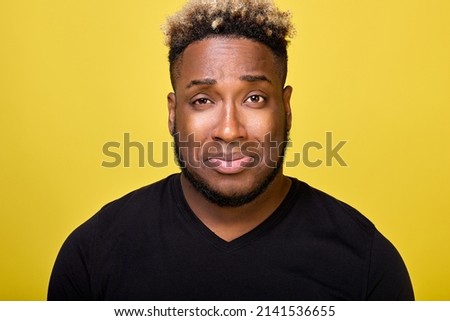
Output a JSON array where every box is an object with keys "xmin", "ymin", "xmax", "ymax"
[
  {"xmin": 245, "ymin": 95, "xmax": 266, "ymax": 104},
  {"xmin": 192, "ymin": 97, "xmax": 213, "ymax": 105}
]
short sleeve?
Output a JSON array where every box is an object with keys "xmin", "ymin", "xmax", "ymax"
[
  {"xmin": 366, "ymin": 230, "xmax": 414, "ymax": 300},
  {"xmin": 47, "ymin": 222, "xmax": 95, "ymax": 300}
]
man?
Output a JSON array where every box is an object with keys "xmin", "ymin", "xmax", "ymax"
[{"xmin": 48, "ymin": 0, "xmax": 414, "ymax": 300}]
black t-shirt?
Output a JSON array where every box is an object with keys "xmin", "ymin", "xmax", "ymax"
[{"xmin": 48, "ymin": 174, "xmax": 414, "ymax": 300}]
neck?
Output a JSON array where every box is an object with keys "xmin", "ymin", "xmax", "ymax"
[{"xmin": 180, "ymin": 172, "xmax": 291, "ymax": 242}]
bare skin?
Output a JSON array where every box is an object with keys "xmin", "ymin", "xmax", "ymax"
[{"xmin": 167, "ymin": 37, "xmax": 293, "ymax": 241}]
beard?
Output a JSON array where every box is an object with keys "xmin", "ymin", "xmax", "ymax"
[{"xmin": 173, "ymin": 123, "xmax": 289, "ymax": 208}]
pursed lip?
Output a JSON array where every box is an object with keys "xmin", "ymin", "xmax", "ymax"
[{"xmin": 204, "ymin": 153, "xmax": 254, "ymax": 174}]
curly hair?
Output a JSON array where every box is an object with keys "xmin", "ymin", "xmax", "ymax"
[{"xmin": 162, "ymin": 0, "xmax": 295, "ymax": 87}]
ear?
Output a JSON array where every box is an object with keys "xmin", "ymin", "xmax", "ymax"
[
  {"xmin": 282, "ymin": 85, "xmax": 293, "ymax": 132},
  {"xmin": 167, "ymin": 92, "xmax": 176, "ymax": 136}
]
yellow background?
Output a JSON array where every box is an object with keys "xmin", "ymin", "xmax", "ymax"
[{"xmin": 1, "ymin": 0, "xmax": 449, "ymax": 300}]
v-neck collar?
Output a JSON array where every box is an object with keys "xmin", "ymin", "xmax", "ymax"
[{"xmin": 170, "ymin": 174, "xmax": 300, "ymax": 253}]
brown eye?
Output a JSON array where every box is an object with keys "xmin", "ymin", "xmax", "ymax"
[
  {"xmin": 245, "ymin": 95, "xmax": 265, "ymax": 104},
  {"xmin": 193, "ymin": 97, "xmax": 213, "ymax": 105}
]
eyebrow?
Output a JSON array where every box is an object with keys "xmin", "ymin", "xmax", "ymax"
[
  {"xmin": 239, "ymin": 74, "xmax": 272, "ymax": 84},
  {"xmin": 185, "ymin": 74, "xmax": 272, "ymax": 89},
  {"xmin": 186, "ymin": 78, "xmax": 217, "ymax": 89}
]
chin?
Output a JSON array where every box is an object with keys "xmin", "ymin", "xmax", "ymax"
[{"xmin": 181, "ymin": 165, "xmax": 282, "ymax": 208}]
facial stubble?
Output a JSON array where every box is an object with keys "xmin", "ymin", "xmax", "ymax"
[{"xmin": 173, "ymin": 121, "xmax": 289, "ymax": 208}]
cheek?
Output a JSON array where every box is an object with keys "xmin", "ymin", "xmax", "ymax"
[
  {"xmin": 247, "ymin": 110, "xmax": 286, "ymax": 139},
  {"xmin": 175, "ymin": 111, "xmax": 212, "ymax": 140},
  {"xmin": 175, "ymin": 111, "xmax": 214, "ymax": 164}
]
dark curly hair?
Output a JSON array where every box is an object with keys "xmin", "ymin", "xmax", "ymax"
[{"xmin": 162, "ymin": 0, "xmax": 294, "ymax": 88}]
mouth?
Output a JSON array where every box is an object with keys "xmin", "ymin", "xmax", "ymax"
[{"xmin": 204, "ymin": 154, "xmax": 255, "ymax": 174}]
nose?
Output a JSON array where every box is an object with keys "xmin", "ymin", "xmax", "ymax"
[{"xmin": 211, "ymin": 102, "xmax": 246, "ymax": 143}]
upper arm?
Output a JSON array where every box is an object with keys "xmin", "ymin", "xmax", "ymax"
[
  {"xmin": 365, "ymin": 230, "xmax": 414, "ymax": 300},
  {"xmin": 47, "ymin": 224, "xmax": 95, "ymax": 301}
]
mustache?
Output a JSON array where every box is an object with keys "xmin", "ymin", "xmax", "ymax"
[{"xmin": 171, "ymin": 121, "xmax": 290, "ymax": 169}]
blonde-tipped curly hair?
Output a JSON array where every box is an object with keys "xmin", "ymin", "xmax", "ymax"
[{"xmin": 162, "ymin": 0, "xmax": 295, "ymax": 87}]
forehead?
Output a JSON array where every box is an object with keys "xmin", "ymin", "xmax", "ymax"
[{"xmin": 174, "ymin": 37, "xmax": 280, "ymax": 89}]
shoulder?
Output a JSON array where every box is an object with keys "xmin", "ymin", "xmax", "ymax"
[
  {"xmin": 288, "ymin": 178, "xmax": 414, "ymax": 300},
  {"xmin": 48, "ymin": 174, "xmax": 180, "ymax": 300},
  {"xmin": 58, "ymin": 173, "xmax": 179, "ymax": 264},
  {"xmin": 97, "ymin": 173, "xmax": 177, "ymax": 218},
  {"xmin": 92, "ymin": 174, "xmax": 177, "ymax": 226},
  {"xmin": 367, "ymin": 229, "xmax": 415, "ymax": 299},
  {"xmin": 290, "ymin": 178, "xmax": 375, "ymax": 236}
]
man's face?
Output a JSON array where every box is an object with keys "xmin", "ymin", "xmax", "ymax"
[{"xmin": 168, "ymin": 37, "xmax": 292, "ymax": 206}]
